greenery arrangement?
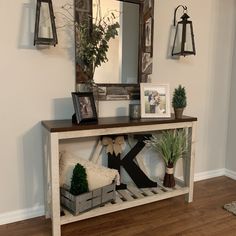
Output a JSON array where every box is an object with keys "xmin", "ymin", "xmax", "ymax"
[
  {"xmin": 172, "ymin": 85, "xmax": 187, "ymax": 109},
  {"xmin": 76, "ymin": 18, "xmax": 120, "ymax": 82},
  {"xmin": 145, "ymin": 130, "xmax": 188, "ymax": 187},
  {"xmin": 60, "ymin": 3, "xmax": 120, "ymax": 84},
  {"xmin": 70, "ymin": 163, "xmax": 89, "ymax": 196}
]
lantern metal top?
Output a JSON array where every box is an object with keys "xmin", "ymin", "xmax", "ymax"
[
  {"xmin": 173, "ymin": 5, "xmax": 187, "ymax": 26},
  {"xmin": 181, "ymin": 13, "xmax": 190, "ymax": 21}
]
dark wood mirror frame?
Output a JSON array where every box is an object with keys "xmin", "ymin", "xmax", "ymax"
[{"xmin": 75, "ymin": 0, "xmax": 154, "ymax": 100}]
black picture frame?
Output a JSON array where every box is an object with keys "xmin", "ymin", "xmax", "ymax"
[{"xmin": 72, "ymin": 92, "xmax": 97, "ymax": 124}]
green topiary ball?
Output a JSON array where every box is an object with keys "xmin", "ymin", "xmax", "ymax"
[
  {"xmin": 172, "ymin": 85, "xmax": 187, "ymax": 109},
  {"xmin": 70, "ymin": 163, "xmax": 89, "ymax": 196}
]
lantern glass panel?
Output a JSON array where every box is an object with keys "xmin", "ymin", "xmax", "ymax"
[
  {"xmin": 173, "ymin": 23, "xmax": 183, "ymax": 55},
  {"xmin": 185, "ymin": 23, "xmax": 193, "ymax": 52},
  {"xmin": 38, "ymin": 2, "xmax": 53, "ymax": 39}
]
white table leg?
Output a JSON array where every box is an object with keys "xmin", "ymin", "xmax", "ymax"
[
  {"xmin": 43, "ymin": 128, "xmax": 51, "ymax": 218},
  {"xmin": 184, "ymin": 122, "xmax": 197, "ymax": 203},
  {"xmin": 50, "ymin": 133, "xmax": 61, "ymax": 236}
]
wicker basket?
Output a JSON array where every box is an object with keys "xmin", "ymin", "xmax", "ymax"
[{"xmin": 60, "ymin": 182, "xmax": 116, "ymax": 215}]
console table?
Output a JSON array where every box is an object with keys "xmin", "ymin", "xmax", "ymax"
[{"xmin": 42, "ymin": 115, "xmax": 197, "ymax": 236}]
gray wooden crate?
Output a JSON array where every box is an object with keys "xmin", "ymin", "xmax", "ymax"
[{"xmin": 60, "ymin": 182, "xmax": 116, "ymax": 215}]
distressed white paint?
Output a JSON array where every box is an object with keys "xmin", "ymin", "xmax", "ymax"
[{"xmin": 44, "ymin": 120, "xmax": 196, "ymax": 235}]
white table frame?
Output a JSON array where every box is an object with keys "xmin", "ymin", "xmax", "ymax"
[{"xmin": 42, "ymin": 120, "xmax": 197, "ymax": 236}]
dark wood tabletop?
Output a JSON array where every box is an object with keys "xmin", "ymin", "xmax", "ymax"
[{"xmin": 42, "ymin": 114, "xmax": 197, "ymax": 133}]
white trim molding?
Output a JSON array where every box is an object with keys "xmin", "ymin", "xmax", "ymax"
[
  {"xmin": 176, "ymin": 168, "xmax": 225, "ymax": 182},
  {"xmin": 0, "ymin": 205, "xmax": 44, "ymax": 226},
  {"xmin": 225, "ymin": 169, "xmax": 236, "ymax": 180},
  {"xmin": 0, "ymin": 168, "xmax": 236, "ymax": 226},
  {"xmin": 194, "ymin": 169, "xmax": 225, "ymax": 182}
]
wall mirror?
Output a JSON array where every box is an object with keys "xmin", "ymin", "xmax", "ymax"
[{"xmin": 75, "ymin": 0, "xmax": 154, "ymax": 100}]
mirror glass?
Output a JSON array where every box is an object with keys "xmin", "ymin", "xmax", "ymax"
[{"xmin": 93, "ymin": 0, "xmax": 140, "ymax": 84}]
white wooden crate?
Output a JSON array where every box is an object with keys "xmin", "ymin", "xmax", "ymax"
[
  {"xmin": 61, "ymin": 182, "xmax": 189, "ymax": 225},
  {"xmin": 60, "ymin": 182, "xmax": 116, "ymax": 216}
]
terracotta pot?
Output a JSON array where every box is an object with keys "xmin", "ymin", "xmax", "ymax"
[{"xmin": 174, "ymin": 108, "xmax": 184, "ymax": 119}]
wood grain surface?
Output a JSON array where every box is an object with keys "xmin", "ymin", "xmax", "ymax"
[
  {"xmin": 42, "ymin": 115, "xmax": 197, "ymax": 133},
  {"xmin": 0, "ymin": 176, "xmax": 236, "ymax": 236}
]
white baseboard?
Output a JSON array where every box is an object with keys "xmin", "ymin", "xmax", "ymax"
[
  {"xmin": 225, "ymin": 169, "xmax": 236, "ymax": 180},
  {"xmin": 176, "ymin": 168, "xmax": 225, "ymax": 182},
  {"xmin": 0, "ymin": 205, "xmax": 44, "ymax": 226},
  {"xmin": 1, "ymin": 168, "xmax": 236, "ymax": 226},
  {"xmin": 194, "ymin": 168, "xmax": 226, "ymax": 181}
]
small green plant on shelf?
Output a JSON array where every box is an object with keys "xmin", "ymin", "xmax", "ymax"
[
  {"xmin": 172, "ymin": 85, "xmax": 187, "ymax": 119},
  {"xmin": 145, "ymin": 130, "xmax": 188, "ymax": 188},
  {"xmin": 70, "ymin": 163, "xmax": 89, "ymax": 195}
]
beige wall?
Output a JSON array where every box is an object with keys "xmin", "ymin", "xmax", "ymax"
[
  {"xmin": 0, "ymin": 0, "xmax": 235, "ymax": 220},
  {"xmin": 226, "ymin": 2, "xmax": 236, "ymax": 172},
  {"xmin": 153, "ymin": 0, "xmax": 235, "ymax": 174},
  {"xmin": 0, "ymin": 0, "xmax": 75, "ymax": 215}
]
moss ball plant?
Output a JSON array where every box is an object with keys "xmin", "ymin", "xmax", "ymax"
[{"xmin": 70, "ymin": 163, "xmax": 89, "ymax": 196}]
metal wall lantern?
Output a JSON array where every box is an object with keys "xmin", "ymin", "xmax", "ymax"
[
  {"xmin": 34, "ymin": 0, "xmax": 58, "ymax": 46},
  {"xmin": 172, "ymin": 5, "xmax": 196, "ymax": 57}
]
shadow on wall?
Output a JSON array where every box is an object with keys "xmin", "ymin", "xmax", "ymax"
[
  {"xmin": 166, "ymin": 25, "xmax": 177, "ymax": 60},
  {"xmin": 225, "ymin": 1, "xmax": 236, "ymax": 170},
  {"xmin": 116, "ymin": 107, "xmax": 128, "ymax": 117},
  {"xmin": 21, "ymin": 122, "xmax": 44, "ymax": 209},
  {"xmin": 53, "ymin": 97, "xmax": 74, "ymax": 120},
  {"xmin": 19, "ymin": 97, "xmax": 73, "ymax": 209},
  {"xmin": 18, "ymin": 0, "xmax": 75, "ymax": 62},
  {"xmin": 18, "ymin": 0, "xmax": 36, "ymax": 49}
]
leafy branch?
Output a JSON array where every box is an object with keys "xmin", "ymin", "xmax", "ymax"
[
  {"xmin": 145, "ymin": 130, "xmax": 188, "ymax": 167},
  {"xmin": 59, "ymin": 2, "xmax": 120, "ymax": 84}
]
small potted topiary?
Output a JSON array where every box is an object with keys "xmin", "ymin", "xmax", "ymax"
[
  {"xmin": 70, "ymin": 163, "xmax": 89, "ymax": 196},
  {"xmin": 172, "ymin": 85, "xmax": 187, "ymax": 119}
]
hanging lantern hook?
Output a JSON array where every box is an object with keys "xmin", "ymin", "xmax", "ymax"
[{"xmin": 173, "ymin": 5, "xmax": 188, "ymax": 26}]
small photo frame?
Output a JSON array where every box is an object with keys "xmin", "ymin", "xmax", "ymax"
[
  {"xmin": 140, "ymin": 83, "xmax": 171, "ymax": 118},
  {"xmin": 76, "ymin": 0, "xmax": 91, "ymax": 12},
  {"xmin": 144, "ymin": 0, "xmax": 153, "ymax": 14},
  {"xmin": 145, "ymin": 17, "xmax": 152, "ymax": 48},
  {"xmin": 142, "ymin": 53, "xmax": 153, "ymax": 73},
  {"xmin": 72, "ymin": 92, "xmax": 97, "ymax": 124},
  {"xmin": 144, "ymin": 15, "xmax": 153, "ymax": 54}
]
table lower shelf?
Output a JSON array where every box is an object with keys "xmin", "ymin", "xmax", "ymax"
[{"xmin": 60, "ymin": 183, "xmax": 189, "ymax": 225}]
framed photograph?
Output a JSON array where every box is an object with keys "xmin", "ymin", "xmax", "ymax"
[
  {"xmin": 145, "ymin": 17, "xmax": 152, "ymax": 48},
  {"xmin": 144, "ymin": 0, "xmax": 153, "ymax": 14},
  {"xmin": 140, "ymin": 83, "xmax": 171, "ymax": 118},
  {"xmin": 75, "ymin": 0, "xmax": 91, "ymax": 13},
  {"xmin": 72, "ymin": 92, "xmax": 97, "ymax": 124},
  {"xmin": 144, "ymin": 15, "xmax": 153, "ymax": 54},
  {"xmin": 142, "ymin": 53, "xmax": 153, "ymax": 74}
]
